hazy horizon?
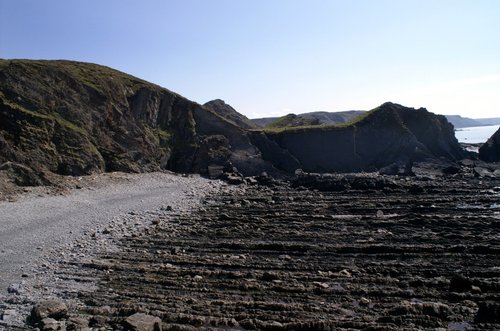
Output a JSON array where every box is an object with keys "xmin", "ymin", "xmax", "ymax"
[{"xmin": 1, "ymin": 0, "xmax": 499, "ymax": 119}]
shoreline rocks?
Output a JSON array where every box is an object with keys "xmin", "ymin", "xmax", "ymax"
[
  {"xmin": 2, "ymin": 171, "xmax": 498, "ymax": 330},
  {"xmin": 479, "ymin": 127, "xmax": 500, "ymax": 162}
]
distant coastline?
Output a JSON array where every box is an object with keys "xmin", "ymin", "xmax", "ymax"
[{"xmin": 455, "ymin": 124, "xmax": 499, "ymax": 144}]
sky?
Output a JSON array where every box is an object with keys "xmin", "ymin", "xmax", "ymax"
[{"xmin": 1, "ymin": 0, "xmax": 499, "ymax": 119}]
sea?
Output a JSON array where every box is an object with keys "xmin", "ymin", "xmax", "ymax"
[{"xmin": 455, "ymin": 124, "xmax": 500, "ymax": 144}]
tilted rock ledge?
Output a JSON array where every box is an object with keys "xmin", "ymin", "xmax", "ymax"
[{"xmin": 479, "ymin": 127, "xmax": 500, "ymax": 162}]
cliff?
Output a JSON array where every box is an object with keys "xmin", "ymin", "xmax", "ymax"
[
  {"xmin": 254, "ymin": 103, "xmax": 465, "ymax": 173},
  {"xmin": 0, "ymin": 60, "xmax": 468, "ymax": 183},
  {"xmin": 0, "ymin": 59, "xmax": 278, "ymax": 183}
]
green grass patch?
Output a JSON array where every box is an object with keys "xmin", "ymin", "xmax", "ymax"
[
  {"xmin": 256, "ymin": 107, "xmax": 378, "ymax": 134},
  {"xmin": 0, "ymin": 59, "xmax": 159, "ymax": 94}
]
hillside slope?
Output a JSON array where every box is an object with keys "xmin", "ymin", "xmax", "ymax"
[
  {"xmin": 252, "ymin": 110, "xmax": 364, "ymax": 128},
  {"xmin": 0, "ymin": 59, "xmax": 279, "ymax": 182},
  {"xmin": 0, "ymin": 60, "xmax": 469, "ymax": 182},
  {"xmin": 445, "ymin": 115, "xmax": 482, "ymax": 128},
  {"xmin": 475, "ymin": 117, "xmax": 500, "ymax": 126}
]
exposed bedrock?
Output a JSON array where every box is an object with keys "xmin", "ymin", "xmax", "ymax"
[
  {"xmin": 0, "ymin": 60, "xmax": 280, "ymax": 179},
  {"xmin": 479, "ymin": 127, "xmax": 500, "ymax": 162},
  {"xmin": 0, "ymin": 60, "xmax": 469, "ymax": 181},
  {"xmin": 258, "ymin": 102, "xmax": 466, "ymax": 173}
]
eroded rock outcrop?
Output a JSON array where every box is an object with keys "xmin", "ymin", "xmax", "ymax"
[
  {"xmin": 479, "ymin": 127, "xmax": 500, "ymax": 162},
  {"xmin": 203, "ymin": 99, "xmax": 257, "ymax": 129},
  {"xmin": 0, "ymin": 61, "xmax": 468, "ymax": 181},
  {"xmin": 0, "ymin": 60, "xmax": 279, "ymax": 180},
  {"xmin": 257, "ymin": 102, "xmax": 465, "ymax": 172}
]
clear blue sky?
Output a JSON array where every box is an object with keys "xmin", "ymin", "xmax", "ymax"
[{"xmin": 1, "ymin": 0, "xmax": 499, "ymax": 118}]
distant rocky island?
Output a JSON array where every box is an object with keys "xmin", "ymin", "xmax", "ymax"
[{"xmin": 2, "ymin": 59, "xmax": 499, "ymax": 187}]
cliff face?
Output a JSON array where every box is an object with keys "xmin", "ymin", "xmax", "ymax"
[
  {"xmin": 257, "ymin": 103, "xmax": 465, "ymax": 173},
  {"xmin": 0, "ymin": 60, "xmax": 468, "ymax": 182},
  {"xmin": 0, "ymin": 60, "xmax": 277, "ymax": 181},
  {"xmin": 479, "ymin": 128, "xmax": 500, "ymax": 162}
]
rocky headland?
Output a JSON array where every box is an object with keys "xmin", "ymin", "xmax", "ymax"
[
  {"xmin": 0, "ymin": 59, "xmax": 475, "ymax": 186},
  {"xmin": 253, "ymin": 102, "xmax": 466, "ymax": 173}
]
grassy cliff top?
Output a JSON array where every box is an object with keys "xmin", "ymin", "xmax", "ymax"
[
  {"xmin": 255, "ymin": 102, "xmax": 431, "ymax": 135},
  {"xmin": 0, "ymin": 59, "xmax": 164, "ymax": 95},
  {"xmin": 256, "ymin": 104, "xmax": 393, "ymax": 134}
]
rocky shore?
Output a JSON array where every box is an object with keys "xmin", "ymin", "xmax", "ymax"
[
  {"xmin": 1, "ymin": 163, "xmax": 499, "ymax": 330},
  {"xmin": 0, "ymin": 172, "xmax": 228, "ymax": 330}
]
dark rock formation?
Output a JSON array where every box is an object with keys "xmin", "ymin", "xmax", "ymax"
[
  {"xmin": 40, "ymin": 175, "xmax": 500, "ymax": 330},
  {"xmin": 479, "ymin": 127, "xmax": 500, "ymax": 162},
  {"xmin": 0, "ymin": 59, "xmax": 278, "ymax": 180},
  {"xmin": 123, "ymin": 313, "xmax": 162, "ymax": 331},
  {"xmin": 445, "ymin": 115, "xmax": 481, "ymax": 128},
  {"xmin": 259, "ymin": 102, "xmax": 465, "ymax": 172},
  {"xmin": 475, "ymin": 301, "xmax": 500, "ymax": 323},
  {"xmin": 248, "ymin": 131, "xmax": 301, "ymax": 173},
  {"xmin": 0, "ymin": 60, "xmax": 468, "ymax": 180},
  {"xmin": 0, "ymin": 162, "xmax": 47, "ymax": 186},
  {"xmin": 30, "ymin": 300, "xmax": 68, "ymax": 323},
  {"xmin": 203, "ymin": 99, "xmax": 257, "ymax": 129},
  {"xmin": 265, "ymin": 113, "xmax": 321, "ymax": 128}
]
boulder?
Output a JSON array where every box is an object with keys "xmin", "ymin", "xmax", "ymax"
[
  {"xmin": 31, "ymin": 300, "xmax": 68, "ymax": 322},
  {"xmin": 40, "ymin": 317, "xmax": 64, "ymax": 331},
  {"xmin": 1, "ymin": 309, "xmax": 19, "ymax": 324},
  {"xmin": 474, "ymin": 166, "xmax": 493, "ymax": 178},
  {"xmin": 67, "ymin": 316, "xmax": 90, "ymax": 331},
  {"xmin": 207, "ymin": 165, "xmax": 224, "ymax": 179},
  {"xmin": 124, "ymin": 313, "xmax": 162, "ymax": 331}
]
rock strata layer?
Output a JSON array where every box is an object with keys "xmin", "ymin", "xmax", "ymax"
[
  {"xmin": 479, "ymin": 127, "xmax": 500, "ymax": 162},
  {"xmin": 257, "ymin": 102, "xmax": 465, "ymax": 173},
  {"xmin": 0, "ymin": 59, "xmax": 278, "ymax": 181},
  {"xmin": 3, "ymin": 172, "xmax": 499, "ymax": 330},
  {"xmin": 1, "ymin": 60, "xmax": 470, "ymax": 183}
]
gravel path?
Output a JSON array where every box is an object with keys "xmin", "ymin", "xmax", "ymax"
[{"xmin": 0, "ymin": 172, "xmax": 222, "ymax": 294}]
